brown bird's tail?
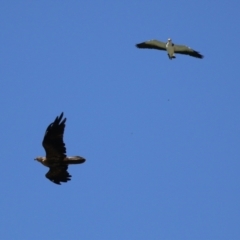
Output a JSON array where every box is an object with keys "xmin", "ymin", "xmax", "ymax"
[{"xmin": 64, "ymin": 156, "xmax": 86, "ymax": 164}]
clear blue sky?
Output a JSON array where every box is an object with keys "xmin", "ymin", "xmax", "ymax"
[{"xmin": 0, "ymin": 1, "xmax": 240, "ymax": 239}]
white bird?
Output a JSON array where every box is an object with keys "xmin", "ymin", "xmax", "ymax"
[{"xmin": 136, "ymin": 38, "xmax": 203, "ymax": 60}]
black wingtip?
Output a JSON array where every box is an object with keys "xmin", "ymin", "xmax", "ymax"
[
  {"xmin": 136, "ymin": 42, "xmax": 146, "ymax": 48},
  {"xmin": 58, "ymin": 112, "xmax": 64, "ymax": 120},
  {"xmin": 196, "ymin": 54, "xmax": 204, "ymax": 59},
  {"xmin": 56, "ymin": 112, "xmax": 66, "ymax": 124},
  {"xmin": 192, "ymin": 51, "xmax": 204, "ymax": 59}
]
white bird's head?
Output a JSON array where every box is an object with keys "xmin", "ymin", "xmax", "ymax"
[
  {"xmin": 34, "ymin": 157, "xmax": 46, "ymax": 163},
  {"xmin": 168, "ymin": 38, "xmax": 172, "ymax": 42}
]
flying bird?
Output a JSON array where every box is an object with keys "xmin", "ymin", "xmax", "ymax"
[
  {"xmin": 136, "ymin": 38, "xmax": 203, "ymax": 60},
  {"xmin": 35, "ymin": 112, "xmax": 86, "ymax": 185}
]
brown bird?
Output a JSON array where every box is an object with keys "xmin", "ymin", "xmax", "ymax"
[{"xmin": 35, "ymin": 112, "xmax": 86, "ymax": 185}]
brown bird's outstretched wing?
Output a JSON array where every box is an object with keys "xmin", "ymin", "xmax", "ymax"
[
  {"xmin": 136, "ymin": 40, "xmax": 166, "ymax": 51},
  {"xmin": 45, "ymin": 165, "xmax": 71, "ymax": 185},
  {"xmin": 42, "ymin": 112, "xmax": 67, "ymax": 160},
  {"xmin": 173, "ymin": 44, "xmax": 203, "ymax": 59}
]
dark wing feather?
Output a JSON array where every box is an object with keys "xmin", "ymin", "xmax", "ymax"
[
  {"xmin": 45, "ymin": 165, "xmax": 71, "ymax": 185},
  {"xmin": 174, "ymin": 44, "xmax": 203, "ymax": 59},
  {"xmin": 136, "ymin": 40, "xmax": 166, "ymax": 51},
  {"xmin": 42, "ymin": 112, "xmax": 67, "ymax": 160}
]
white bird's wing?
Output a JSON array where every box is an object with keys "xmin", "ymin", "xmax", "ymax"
[
  {"xmin": 173, "ymin": 44, "xmax": 203, "ymax": 59},
  {"xmin": 136, "ymin": 40, "xmax": 166, "ymax": 51}
]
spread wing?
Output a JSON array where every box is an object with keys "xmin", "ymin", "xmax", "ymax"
[
  {"xmin": 173, "ymin": 44, "xmax": 203, "ymax": 59},
  {"xmin": 45, "ymin": 165, "xmax": 71, "ymax": 185},
  {"xmin": 42, "ymin": 112, "xmax": 67, "ymax": 160},
  {"xmin": 136, "ymin": 40, "xmax": 166, "ymax": 51}
]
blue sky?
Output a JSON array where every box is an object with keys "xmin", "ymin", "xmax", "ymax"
[{"xmin": 0, "ymin": 1, "xmax": 240, "ymax": 239}]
